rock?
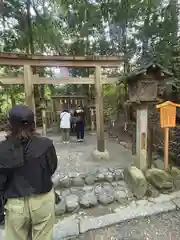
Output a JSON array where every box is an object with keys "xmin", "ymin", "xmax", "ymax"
[
  {"xmin": 146, "ymin": 182, "xmax": 160, "ymax": 198},
  {"xmin": 79, "ymin": 173, "xmax": 86, "ymax": 180},
  {"xmin": 82, "ymin": 186, "xmax": 94, "ymax": 192},
  {"xmin": 59, "ymin": 176, "xmax": 71, "ymax": 188},
  {"xmin": 113, "ymin": 182, "xmax": 130, "ymax": 201},
  {"xmin": 80, "ymin": 191, "xmax": 98, "ymax": 208},
  {"xmin": 96, "ymin": 168, "xmax": 108, "ymax": 182},
  {"xmin": 108, "ymin": 168, "xmax": 115, "ymax": 173},
  {"xmin": 94, "ymin": 184, "xmax": 103, "ymax": 195},
  {"xmin": 96, "ymin": 173, "xmax": 105, "ymax": 182},
  {"xmin": 146, "ymin": 168, "xmax": 173, "ymax": 190},
  {"xmin": 114, "ymin": 190, "xmax": 128, "ymax": 204},
  {"xmin": 123, "ymin": 189, "xmax": 134, "ymax": 199},
  {"xmin": 112, "ymin": 182, "xmax": 118, "ymax": 187},
  {"xmin": 55, "ymin": 197, "xmax": 66, "ymax": 215},
  {"xmin": 72, "ymin": 176, "xmax": 84, "ymax": 187},
  {"xmin": 104, "ymin": 173, "xmax": 114, "ymax": 182},
  {"xmin": 97, "ymin": 184, "xmax": 114, "ymax": 205},
  {"xmin": 114, "ymin": 169, "xmax": 124, "ymax": 181},
  {"xmin": 170, "ymin": 167, "xmax": 180, "ymax": 190},
  {"xmin": 117, "ymin": 181, "xmax": 128, "ymax": 188},
  {"xmin": 85, "ymin": 175, "xmax": 96, "ymax": 185},
  {"xmin": 68, "ymin": 172, "xmax": 78, "ymax": 178},
  {"xmin": 98, "ymin": 167, "xmax": 108, "ymax": 174},
  {"xmin": 114, "ymin": 184, "xmax": 133, "ymax": 200},
  {"xmin": 170, "ymin": 166, "xmax": 180, "ymax": 177},
  {"xmin": 70, "ymin": 187, "xmax": 84, "ymax": 197},
  {"xmin": 124, "ymin": 166, "xmax": 147, "ymax": 199},
  {"xmin": 103, "ymin": 183, "xmax": 113, "ymax": 191},
  {"xmin": 61, "ymin": 189, "xmax": 71, "ymax": 198},
  {"xmin": 65, "ymin": 195, "xmax": 79, "ymax": 212},
  {"xmin": 53, "ymin": 216, "xmax": 79, "ymax": 239},
  {"xmin": 92, "ymin": 149, "xmax": 110, "ymax": 161},
  {"xmin": 52, "ymin": 174, "xmax": 60, "ymax": 188}
]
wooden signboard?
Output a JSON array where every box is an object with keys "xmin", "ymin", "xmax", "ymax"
[{"xmin": 156, "ymin": 101, "xmax": 180, "ymax": 170}]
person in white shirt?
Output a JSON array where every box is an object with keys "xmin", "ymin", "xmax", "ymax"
[{"xmin": 60, "ymin": 109, "xmax": 71, "ymax": 143}]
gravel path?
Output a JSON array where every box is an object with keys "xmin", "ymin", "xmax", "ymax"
[
  {"xmin": 50, "ymin": 134, "xmax": 135, "ymax": 175},
  {"xmin": 77, "ymin": 211, "xmax": 180, "ymax": 240}
]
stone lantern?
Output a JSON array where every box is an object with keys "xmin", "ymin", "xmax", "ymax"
[{"xmin": 126, "ymin": 61, "xmax": 173, "ymax": 170}]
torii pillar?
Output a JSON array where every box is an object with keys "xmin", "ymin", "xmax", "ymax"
[
  {"xmin": 24, "ymin": 65, "xmax": 36, "ymax": 122},
  {"xmin": 93, "ymin": 66, "xmax": 109, "ymax": 160}
]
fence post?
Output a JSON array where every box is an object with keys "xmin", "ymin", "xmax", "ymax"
[{"xmin": 42, "ymin": 109, "xmax": 47, "ymax": 136}]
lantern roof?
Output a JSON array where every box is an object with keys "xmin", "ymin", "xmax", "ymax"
[{"xmin": 126, "ymin": 60, "xmax": 173, "ymax": 82}]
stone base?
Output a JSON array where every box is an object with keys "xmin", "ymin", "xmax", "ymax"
[{"xmin": 92, "ymin": 149, "xmax": 110, "ymax": 161}]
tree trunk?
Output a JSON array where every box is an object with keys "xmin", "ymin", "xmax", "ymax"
[
  {"xmin": 120, "ymin": 0, "xmax": 130, "ymax": 129},
  {"xmin": 10, "ymin": 92, "xmax": 16, "ymax": 107},
  {"xmin": 142, "ymin": 0, "xmax": 151, "ymax": 58}
]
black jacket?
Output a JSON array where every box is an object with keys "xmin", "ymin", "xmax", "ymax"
[
  {"xmin": 74, "ymin": 109, "xmax": 85, "ymax": 123},
  {"xmin": 0, "ymin": 135, "xmax": 57, "ymax": 199}
]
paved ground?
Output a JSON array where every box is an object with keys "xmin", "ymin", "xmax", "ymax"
[{"xmin": 77, "ymin": 210, "xmax": 180, "ymax": 240}]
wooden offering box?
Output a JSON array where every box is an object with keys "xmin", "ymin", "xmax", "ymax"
[
  {"xmin": 156, "ymin": 101, "xmax": 180, "ymax": 170},
  {"xmin": 156, "ymin": 101, "xmax": 180, "ymax": 128}
]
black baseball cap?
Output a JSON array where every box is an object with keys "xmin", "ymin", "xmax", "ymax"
[{"xmin": 8, "ymin": 104, "xmax": 34, "ymax": 127}]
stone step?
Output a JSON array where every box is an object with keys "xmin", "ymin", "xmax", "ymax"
[{"xmin": 55, "ymin": 180, "xmax": 134, "ymax": 216}]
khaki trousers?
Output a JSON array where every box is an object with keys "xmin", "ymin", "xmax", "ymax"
[
  {"xmin": 61, "ymin": 128, "xmax": 70, "ymax": 142},
  {"xmin": 4, "ymin": 189, "xmax": 55, "ymax": 240}
]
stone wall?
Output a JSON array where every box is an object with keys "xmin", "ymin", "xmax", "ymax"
[
  {"xmin": 53, "ymin": 168, "xmax": 131, "ymax": 216},
  {"xmin": 53, "ymin": 164, "xmax": 180, "ymax": 217},
  {"xmin": 52, "ymin": 164, "xmax": 180, "ymax": 239}
]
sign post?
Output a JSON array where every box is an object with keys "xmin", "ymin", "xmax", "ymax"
[{"xmin": 156, "ymin": 101, "xmax": 180, "ymax": 170}]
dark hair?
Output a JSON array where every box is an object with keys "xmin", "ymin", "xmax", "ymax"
[
  {"xmin": 5, "ymin": 122, "xmax": 39, "ymax": 139},
  {"xmin": 63, "ymin": 109, "xmax": 69, "ymax": 113}
]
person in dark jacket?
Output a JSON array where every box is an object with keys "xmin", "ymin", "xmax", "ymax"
[
  {"xmin": 74, "ymin": 106, "xmax": 85, "ymax": 142},
  {"xmin": 0, "ymin": 104, "xmax": 58, "ymax": 240},
  {"xmin": 0, "ymin": 197, "xmax": 4, "ymax": 224}
]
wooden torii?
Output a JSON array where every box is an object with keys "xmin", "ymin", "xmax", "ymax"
[{"xmin": 0, "ymin": 53, "xmax": 122, "ymax": 153}]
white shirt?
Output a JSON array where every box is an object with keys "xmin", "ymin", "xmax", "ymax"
[{"xmin": 60, "ymin": 112, "xmax": 71, "ymax": 129}]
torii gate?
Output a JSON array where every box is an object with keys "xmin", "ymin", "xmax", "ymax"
[{"xmin": 0, "ymin": 53, "xmax": 122, "ymax": 155}]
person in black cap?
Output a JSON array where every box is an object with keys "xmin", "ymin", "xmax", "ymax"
[
  {"xmin": 74, "ymin": 105, "xmax": 85, "ymax": 142},
  {"xmin": 0, "ymin": 104, "xmax": 58, "ymax": 240}
]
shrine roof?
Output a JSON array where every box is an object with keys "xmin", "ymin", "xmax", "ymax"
[{"xmin": 126, "ymin": 61, "xmax": 173, "ymax": 82}]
